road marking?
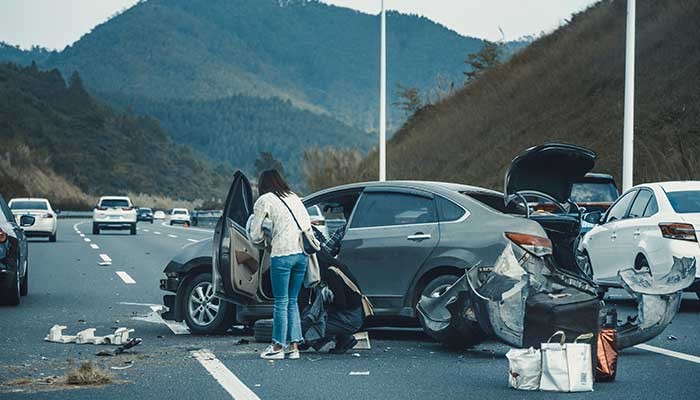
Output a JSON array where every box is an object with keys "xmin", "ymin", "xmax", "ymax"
[
  {"xmin": 161, "ymin": 221, "xmax": 213, "ymax": 233},
  {"xmin": 84, "ymin": 238, "xmax": 91, "ymax": 242},
  {"xmin": 90, "ymin": 244, "xmax": 99, "ymax": 249},
  {"xmin": 143, "ymin": 229, "xmax": 150, "ymax": 232},
  {"xmin": 149, "ymin": 305, "xmax": 190, "ymax": 335},
  {"xmin": 191, "ymin": 349, "xmax": 260, "ymax": 400},
  {"xmin": 79, "ymin": 233, "xmax": 85, "ymax": 237},
  {"xmin": 168, "ymin": 234, "xmax": 178, "ymax": 238},
  {"xmin": 635, "ymin": 344, "xmax": 700, "ymax": 364},
  {"xmin": 187, "ymin": 239, "xmax": 199, "ymax": 243},
  {"xmin": 99, "ymin": 254, "xmax": 112, "ymax": 263},
  {"xmin": 116, "ymin": 271, "xmax": 136, "ymax": 284},
  {"xmin": 154, "ymin": 231, "xmax": 161, "ymax": 235}
]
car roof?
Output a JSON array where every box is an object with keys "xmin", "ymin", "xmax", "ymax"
[
  {"xmin": 306, "ymin": 180, "xmax": 501, "ymax": 199},
  {"xmin": 643, "ymin": 181, "xmax": 700, "ymax": 193},
  {"xmin": 172, "ymin": 207, "xmax": 189, "ymax": 211},
  {"xmin": 9, "ymin": 198, "xmax": 50, "ymax": 203},
  {"xmin": 100, "ymin": 196, "xmax": 131, "ymax": 200}
]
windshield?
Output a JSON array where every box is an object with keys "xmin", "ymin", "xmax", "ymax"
[
  {"xmin": 100, "ymin": 199, "xmax": 130, "ymax": 208},
  {"xmin": 571, "ymin": 182, "xmax": 619, "ymax": 203},
  {"xmin": 666, "ymin": 191, "xmax": 700, "ymax": 214},
  {"xmin": 10, "ymin": 200, "xmax": 48, "ymax": 210}
]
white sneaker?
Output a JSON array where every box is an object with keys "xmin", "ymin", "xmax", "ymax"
[
  {"xmin": 285, "ymin": 349, "xmax": 300, "ymax": 359},
  {"xmin": 260, "ymin": 345, "xmax": 284, "ymax": 359}
]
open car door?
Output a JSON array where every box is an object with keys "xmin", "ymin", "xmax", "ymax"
[{"xmin": 212, "ymin": 171, "xmax": 263, "ymax": 305}]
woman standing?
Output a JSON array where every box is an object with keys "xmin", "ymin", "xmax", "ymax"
[{"xmin": 249, "ymin": 169, "xmax": 311, "ymax": 360}]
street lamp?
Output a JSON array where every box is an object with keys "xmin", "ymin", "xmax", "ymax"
[
  {"xmin": 622, "ymin": 0, "xmax": 635, "ymax": 191},
  {"xmin": 379, "ymin": 0, "xmax": 387, "ymax": 181}
]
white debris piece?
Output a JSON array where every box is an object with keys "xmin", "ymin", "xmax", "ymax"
[
  {"xmin": 45, "ymin": 325, "xmax": 134, "ymax": 345},
  {"xmin": 45, "ymin": 325, "xmax": 76, "ymax": 343},
  {"xmin": 353, "ymin": 331, "xmax": 371, "ymax": 350}
]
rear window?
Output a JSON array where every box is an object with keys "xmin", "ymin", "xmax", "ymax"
[
  {"xmin": 666, "ymin": 191, "xmax": 700, "ymax": 214},
  {"xmin": 571, "ymin": 182, "xmax": 619, "ymax": 203},
  {"xmin": 100, "ymin": 199, "xmax": 130, "ymax": 208},
  {"xmin": 10, "ymin": 200, "xmax": 48, "ymax": 210},
  {"xmin": 173, "ymin": 210, "xmax": 187, "ymax": 215}
]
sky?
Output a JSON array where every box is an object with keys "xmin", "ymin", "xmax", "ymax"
[{"xmin": 0, "ymin": 0, "xmax": 599, "ymax": 50}]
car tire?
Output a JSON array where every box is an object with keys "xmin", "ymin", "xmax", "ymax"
[
  {"xmin": 254, "ymin": 319, "xmax": 274, "ymax": 343},
  {"xmin": 419, "ymin": 274, "xmax": 460, "ymax": 303},
  {"xmin": 49, "ymin": 233, "xmax": 56, "ymax": 242},
  {"xmin": 170, "ymin": 221, "xmax": 173, "ymax": 226},
  {"xmin": 130, "ymin": 224, "xmax": 137, "ymax": 235},
  {"xmin": 183, "ymin": 272, "xmax": 236, "ymax": 334},
  {"xmin": 92, "ymin": 223, "xmax": 99, "ymax": 235},
  {"xmin": 635, "ymin": 255, "xmax": 650, "ymax": 271},
  {"xmin": 0, "ymin": 267, "xmax": 21, "ymax": 306},
  {"xmin": 150, "ymin": 220, "xmax": 153, "ymax": 224},
  {"xmin": 20, "ymin": 261, "xmax": 28, "ymax": 296}
]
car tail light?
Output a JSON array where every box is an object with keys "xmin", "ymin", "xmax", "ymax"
[
  {"xmin": 311, "ymin": 220, "xmax": 325, "ymax": 226},
  {"xmin": 505, "ymin": 232, "xmax": 553, "ymax": 257},
  {"xmin": 96, "ymin": 206, "xmax": 107, "ymax": 211},
  {"xmin": 659, "ymin": 223, "xmax": 697, "ymax": 242},
  {"xmin": 122, "ymin": 207, "xmax": 133, "ymax": 211},
  {"xmin": 0, "ymin": 228, "xmax": 6, "ymax": 243}
]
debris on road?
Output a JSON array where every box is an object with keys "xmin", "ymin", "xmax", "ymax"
[
  {"xmin": 351, "ymin": 353, "xmax": 360, "ymax": 357},
  {"xmin": 667, "ymin": 335, "xmax": 678, "ymax": 341},
  {"xmin": 110, "ymin": 361, "xmax": 134, "ymax": 370},
  {"xmin": 233, "ymin": 338, "xmax": 250, "ymax": 345},
  {"xmin": 352, "ymin": 331, "xmax": 371, "ymax": 350},
  {"xmin": 349, "ymin": 371, "xmax": 370, "ymax": 376},
  {"xmin": 45, "ymin": 325, "xmax": 136, "ymax": 346},
  {"xmin": 65, "ymin": 361, "xmax": 113, "ymax": 385}
]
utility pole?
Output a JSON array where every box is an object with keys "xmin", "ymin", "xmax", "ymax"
[
  {"xmin": 379, "ymin": 0, "xmax": 387, "ymax": 181},
  {"xmin": 622, "ymin": 0, "xmax": 635, "ymax": 191}
]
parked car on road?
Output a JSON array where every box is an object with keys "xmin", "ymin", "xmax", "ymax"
[
  {"xmin": 306, "ymin": 205, "xmax": 329, "ymax": 238},
  {"xmin": 160, "ymin": 171, "xmax": 552, "ymax": 334},
  {"xmin": 577, "ymin": 181, "xmax": 700, "ymax": 297},
  {"xmin": 0, "ymin": 194, "xmax": 33, "ymax": 305},
  {"xmin": 92, "ymin": 196, "xmax": 137, "ymax": 235},
  {"xmin": 137, "ymin": 207, "xmax": 154, "ymax": 223},
  {"xmin": 8, "ymin": 198, "xmax": 58, "ymax": 242},
  {"xmin": 169, "ymin": 208, "xmax": 191, "ymax": 225}
]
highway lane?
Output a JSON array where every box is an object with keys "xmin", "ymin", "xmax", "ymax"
[{"xmin": 1, "ymin": 219, "xmax": 699, "ymax": 399}]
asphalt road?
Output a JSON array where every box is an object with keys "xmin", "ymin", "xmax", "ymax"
[{"xmin": 1, "ymin": 219, "xmax": 699, "ymax": 399}]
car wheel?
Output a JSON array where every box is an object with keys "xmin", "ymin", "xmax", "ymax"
[
  {"xmin": 150, "ymin": 220, "xmax": 153, "ymax": 224},
  {"xmin": 170, "ymin": 221, "xmax": 173, "ymax": 226},
  {"xmin": 49, "ymin": 233, "xmax": 56, "ymax": 242},
  {"xmin": 254, "ymin": 319, "xmax": 274, "ymax": 343},
  {"xmin": 183, "ymin": 272, "xmax": 236, "ymax": 334},
  {"xmin": 130, "ymin": 224, "xmax": 137, "ymax": 235},
  {"xmin": 20, "ymin": 259, "xmax": 28, "ymax": 296},
  {"xmin": 92, "ymin": 223, "xmax": 99, "ymax": 235},
  {"xmin": 420, "ymin": 274, "xmax": 460, "ymax": 302},
  {"xmin": 635, "ymin": 255, "xmax": 650, "ymax": 271},
  {"xmin": 0, "ymin": 267, "xmax": 21, "ymax": 305}
]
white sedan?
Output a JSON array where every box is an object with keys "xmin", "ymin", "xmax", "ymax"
[
  {"xmin": 578, "ymin": 181, "xmax": 700, "ymax": 297},
  {"xmin": 9, "ymin": 198, "xmax": 58, "ymax": 242}
]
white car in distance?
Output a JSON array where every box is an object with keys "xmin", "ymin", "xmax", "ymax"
[
  {"xmin": 578, "ymin": 181, "xmax": 700, "ymax": 298},
  {"xmin": 93, "ymin": 196, "xmax": 137, "ymax": 235},
  {"xmin": 170, "ymin": 208, "xmax": 191, "ymax": 226},
  {"xmin": 9, "ymin": 198, "xmax": 58, "ymax": 242},
  {"xmin": 153, "ymin": 210, "xmax": 166, "ymax": 220},
  {"xmin": 307, "ymin": 205, "xmax": 329, "ymax": 239}
]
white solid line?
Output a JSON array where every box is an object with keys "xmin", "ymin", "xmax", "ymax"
[
  {"xmin": 168, "ymin": 234, "xmax": 178, "ymax": 238},
  {"xmin": 187, "ymin": 239, "xmax": 199, "ymax": 243},
  {"xmin": 99, "ymin": 254, "xmax": 112, "ymax": 262},
  {"xmin": 116, "ymin": 271, "xmax": 136, "ymax": 284},
  {"xmin": 154, "ymin": 231, "xmax": 161, "ymax": 235},
  {"xmin": 84, "ymin": 238, "xmax": 91, "ymax": 242},
  {"xmin": 118, "ymin": 302, "xmax": 162, "ymax": 307},
  {"xmin": 149, "ymin": 305, "xmax": 190, "ymax": 335},
  {"xmin": 635, "ymin": 344, "xmax": 700, "ymax": 364},
  {"xmin": 90, "ymin": 244, "xmax": 99, "ymax": 249},
  {"xmin": 191, "ymin": 349, "xmax": 260, "ymax": 400}
]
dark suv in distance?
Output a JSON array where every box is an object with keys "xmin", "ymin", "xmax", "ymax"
[{"xmin": 137, "ymin": 207, "xmax": 154, "ymax": 223}]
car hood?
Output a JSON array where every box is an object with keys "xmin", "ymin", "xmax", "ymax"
[{"xmin": 505, "ymin": 143, "xmax": 597, "ymax": 204}]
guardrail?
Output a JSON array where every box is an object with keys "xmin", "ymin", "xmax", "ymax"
[{"xmin": 57, "ymin": 211, "xmax": 93, "ymax": 219}]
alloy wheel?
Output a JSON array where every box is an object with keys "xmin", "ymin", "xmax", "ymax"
[{"xmin": 187, "ymin": 281, "xmax": 220, "ymax": 326}]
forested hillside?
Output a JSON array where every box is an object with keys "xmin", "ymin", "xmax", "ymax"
[
  {"xmin": 0, "ymin": 63, "xmax": 231, "ymax": 207},
  {"xmin": 359, "ymin": 0, "xmax": 700, "ymax": 189}
]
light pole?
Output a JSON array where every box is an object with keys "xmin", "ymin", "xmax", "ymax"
[
  {"xmin": 379, "ymin": 0, "xmax": 387, "ymax": 181},
  {"xmin": 622, "ymin": 0, "xmax": 635, "ymax": 191}
]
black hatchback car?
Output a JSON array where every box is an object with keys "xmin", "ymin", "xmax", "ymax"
[
  {"xmin": 0, "ymin": 194, "xmax": 34, "ymax": 305},
  {"xmin": 137, "ymin": 207, "xmax": 154, "ymax": 223}
]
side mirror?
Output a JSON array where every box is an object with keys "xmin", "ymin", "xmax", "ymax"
[
  {"xmin": 20, "ymin": 215, "xmax": 36, "ymax": 227},
  {"xmin": 583, "ymin": 211, "xmax": 603, "ymax": 225}
]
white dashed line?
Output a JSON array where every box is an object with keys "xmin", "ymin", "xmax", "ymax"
[
  {"xmin": 79, "ymin": 233, "xmax": 85, "ymax": 237},
  {"xmin": 99, "ymin": 254, "xmax": 112, "ymax": 263},
  {"xmin": 115, "ymin": 271, "xmax": 136, "ymax": 284},
  {"xmin": 84, "ymin": 238, "xmax": 91, "ymax": 242},
  {"xmin": 143, "ymin": 229, "xmax": 150, "ymax": 232},
  {"xmin": 191, "ymin": 349, "xmax": 261, "ymax": 400},
  {"xmin": 168, "ymin": 234, "xmax": 178, "ymax": 238},
  {"xmin": 635, "ymin": 344, "xmax": 700, "ymax": 364},
  {"xmin": 154, "ymin": 231, "xmax": 161, "ymax": 235},
  {"xmin": 187, "ymin": 239, "xmax": 199, "ymax": 243},
  {"xmin": 90, "ymin": 244, "xmax": 99, "ymax": 249}
]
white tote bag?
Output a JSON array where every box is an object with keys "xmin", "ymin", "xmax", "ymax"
[
  {"xmin": 505, "ymin": 347, "xmax": 541, "ymax": 390},
  {"xmin": 540, "ymin": 331, "xmax": 594, "ymax": 392}
]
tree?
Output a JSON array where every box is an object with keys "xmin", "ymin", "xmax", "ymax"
[
  {"xmin": 393, "ymin": 84, "xmax": 423, "ymax": 116},
  {"xmin": 254, "ymin": 151, "xmax": 285, "ymax": 176},
  {"xmin": 464, "ymin": 40, "xmax": 504, "ymax": 82},
  {"xmin": 301, "ymin": 147, "xmax": 362, "ymax": 193}
]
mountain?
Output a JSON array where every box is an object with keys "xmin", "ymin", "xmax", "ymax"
[
  {"xmin": 0, "ymin": 42, "xmax": 54, "ymax": 66},
  {"xmin": 0, "ymin": 63, "xmax": 231, "ymax": 208},
  {"xmin": 358, "ymin": 0, "xmax": 700, "ymax": 189}
]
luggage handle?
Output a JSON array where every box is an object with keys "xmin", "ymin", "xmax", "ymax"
[
  {"xmin": 574, "ymin": 333, "xmax": 595, "ymax": 343},
  {"xmin": 547, "ymin": 330, "xmax": 566, "ymax": 345}
]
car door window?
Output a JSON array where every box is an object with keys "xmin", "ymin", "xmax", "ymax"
[
  {"xmin": 307, "ymin": 191, "xmax": 361, "ymax": 235},
  {"xmin": 350, "ymin": 192, "xmax": 437, "ymax": 228},
  {"xmin": 643, "ymin": 195, "xmax": 658, "ymax": 217},
  {"xmin": 627, "ymin": 190, "xmax": 653, "ymax": 219},
  {"xmin": 605, "ymin": 190, "xmax": 636, "ymax": 223}
]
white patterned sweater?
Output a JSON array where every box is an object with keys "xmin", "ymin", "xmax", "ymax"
[{"xmin": 248, "ymin": 192, "xmax": 311, "ymax": 257}]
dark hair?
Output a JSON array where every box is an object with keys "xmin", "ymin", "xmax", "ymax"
[{"xmin": 258, "ymin": 169, "xmax": 292, "ymax": 197}]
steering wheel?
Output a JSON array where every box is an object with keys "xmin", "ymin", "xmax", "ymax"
[{"xmin": 506, "ymin": 191, "xmax": 569, "ymax": 217}]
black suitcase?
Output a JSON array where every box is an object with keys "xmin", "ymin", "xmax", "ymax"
[{"xmin": 522, "ymin": 287, "xmax": 601, "ymax": 348}]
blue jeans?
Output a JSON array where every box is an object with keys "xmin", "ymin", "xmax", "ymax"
[{"xmin": 270, "ymin": 253, "xmax": 308, "ymax": 346}]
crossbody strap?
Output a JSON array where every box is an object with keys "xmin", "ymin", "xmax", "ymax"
[
  {"xmin": 274, "ymin": 193, "xmax": 303, "ymax": 232},
  {"xmin": 328, "ymin": 266, "xmax": 361, "ymax": 295}
]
